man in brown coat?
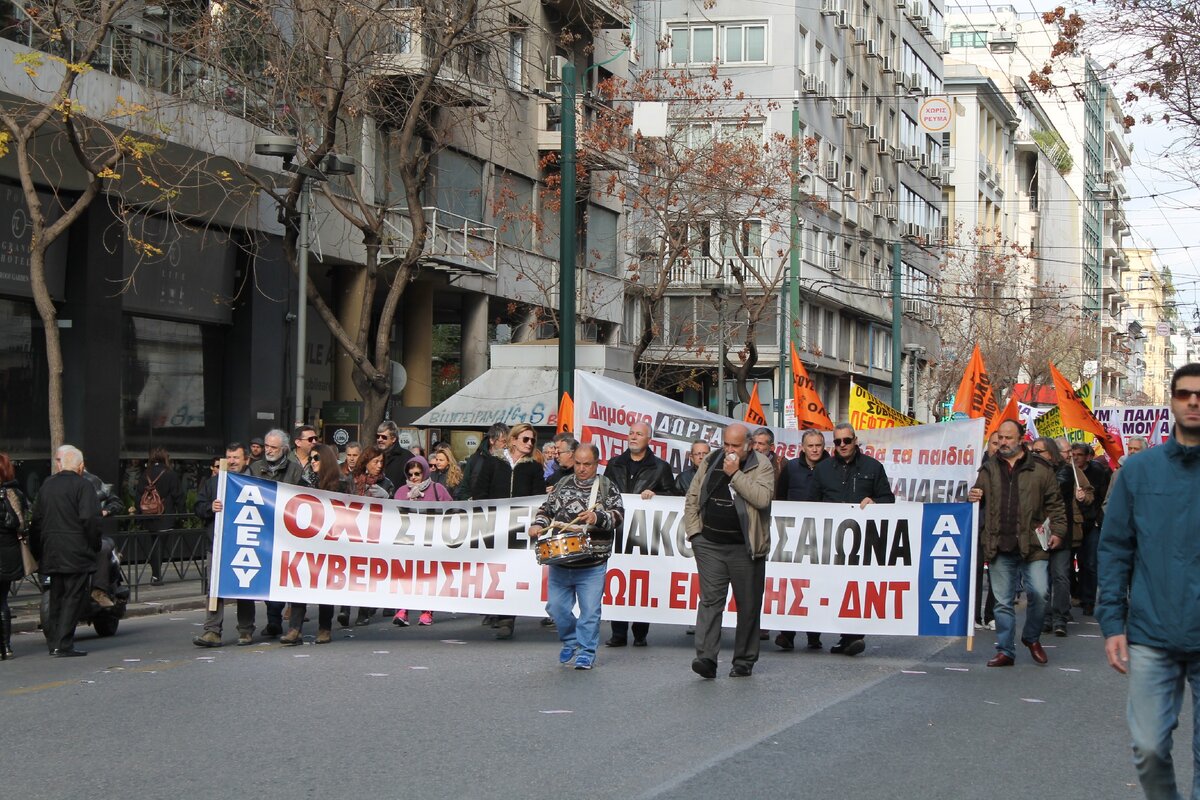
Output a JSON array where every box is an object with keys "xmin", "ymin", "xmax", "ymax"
[{"xmin": 968, "ymin": 420, "xmax": 1067, "ymax": 667}]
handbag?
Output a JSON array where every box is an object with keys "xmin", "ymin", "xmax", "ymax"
[{"xmin": 5, "ymin": 487, "xmax": 36, "ymax": 576}]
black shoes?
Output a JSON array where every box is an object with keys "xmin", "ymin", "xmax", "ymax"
[
  {"xmin": 729, "ymin": 664, "xmax": 753, "ymax": 678},
  {"xmin": 1053, "ymin": 624, "xmax": 1068, "ymax": 637},
  {"xmin": 774, "ymin": 632, "xmax": 795, "ymax": 651},
  {"xmin": 261, "ymin": 623, "xmax": 282, "ymax": 638},
  {"xmin": 604, "ymin": 637, "xmax": 627, "ymax": 648},
  {"xmin": 691, "ymin": 657, "xmax": 717, "ymax": 679},
  {"xmin": 337, "ymin": 611, "xmax": 351, "ymax": 628},
  {"xmin": 830, "ymin": 639, "xmax": 866, "ymax": 656},
  {"xmin": 632, "ymin": 638, "xmax": 647, "ymax": 647},
  {"xmin": 50, "ymin": 648, "xmax": 87, "ymax": 657}
]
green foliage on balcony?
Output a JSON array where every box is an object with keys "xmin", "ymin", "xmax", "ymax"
[{"xmin": 1031, "ymin": 129, "xmax": 1073, "ymax": 175}]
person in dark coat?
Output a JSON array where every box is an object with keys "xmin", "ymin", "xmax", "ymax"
[
  {"xmin": 812, "ymin": 423, "xmax": 896, "ymax": 656},
  {"xmin": 488, "ymin": 423, "xmax": 546, "ymax": 640},
  {"xmin": 464, "ymin": 424, "xmax": 509, "ymax": 500},
  {"xmin": 375, "ymin": 421, "xmax": 414, "ymax": 494},
  {"xmin": 0, "ymin": 452, "xmax": 30, "ymax": 660},
  {"xmin": 774, "ymin": 429, "xmax": 830, "ymax": 651},
  {"xmin": 603, "ymin": 421, "xmax": 677, "ymax": 648},
  {"xmin": 193, "ymin": 443, "xmax": 256, "ymax": 648},
  {"xmin": 30, "ymin": 445, "xmax": 101, "ymax": 657},
  {"xmin": 132, "ymin": 446, "xmax": 184, "ymax": 585},
  {"xmin": 675, "ymin": 440, "xmax": 711, "ymax": 496},
  {"xmin": 82, "ymin": 462, "xmax": 123, "ymax": 608}
]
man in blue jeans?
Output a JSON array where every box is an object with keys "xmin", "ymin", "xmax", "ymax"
[
  {"xmin": 529, "ymin": 443, "xmax": 623, "ymax": 671},
  {"xmin": 967, "ymin": 419, "xmax": 1066, "ymax": 667},
  {"xmin": 1099, "ymin": 362, "xmax": 1200, "ymax": 800}
]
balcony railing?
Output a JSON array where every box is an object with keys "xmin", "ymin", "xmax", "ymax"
[
  {"xmin": 663, "ymin": 256, "xmax": 768, "ymax": 287},
  {"xmin": 381, "ymin": 206, "xmax": 497, "ymax": 275}
]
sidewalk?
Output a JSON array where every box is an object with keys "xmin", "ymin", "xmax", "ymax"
[{"xmin": 8, "ymin": 577, "xmax": 208, "ymax": 634}]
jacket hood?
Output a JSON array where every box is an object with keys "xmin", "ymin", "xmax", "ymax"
[{"xmin": 405, "ymin": 455, "xmax": 432, "ymax": 480}]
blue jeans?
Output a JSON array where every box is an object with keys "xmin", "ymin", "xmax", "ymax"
[
  {"xmin": 987, "ymin": 552, "xmax": 1048, "ymax": 659},
  {"xmin": 1127, "ymin": 644, "xmax": 1200, "ymax": 800},
  {"xmin": 546, "ymin": 563, "xmax": 606, "ymax": 659}
]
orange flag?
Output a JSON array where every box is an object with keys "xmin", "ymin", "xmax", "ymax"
[
  {"xmin": 791, "ymin": 343, "xmax": 833, "ymax": 430},
  {"xmin": 745, "ymin": 384, "xmax": 767, "ymax": 427},
  {"xmin": 985, "ymin": 394, "xmax": 1020, "ymax": 440},
  {"xmin": 952, "ymin": 344, "xmax": 1000, "ymax": 422},
  {"xmin": 1048, "ymin": 363, "xmax": 1125, "ymax": 463},
  {"xmin": 556, "ymin": 391, "xmax": 573, "ymax": 434}
]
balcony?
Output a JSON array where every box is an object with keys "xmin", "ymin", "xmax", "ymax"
[
  {"xmin": 663, "ymin": 256, "xmax": 768, "ymax": 287},
  {"xmin": 371, "ymin": 9, "xmax": 491, "ymax": 107},
  {"xmin": 541, "ymin": 0, "xmax": 631, "ymax": 28},
  {"xmin": 380, "ymin": 207, "xmax": 498, "ymax": 276},
  {"xmin": 536, "ymin": 97, "xmax": 627, "ymax": 170}
]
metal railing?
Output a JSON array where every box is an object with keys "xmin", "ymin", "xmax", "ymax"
[
  {"xmin": 665, "ymin": 256, "xmax": 767, "ymax": 287},
  {"xmin": 382, "ymin": 206, "xmax": 498, "ymax": 273}
]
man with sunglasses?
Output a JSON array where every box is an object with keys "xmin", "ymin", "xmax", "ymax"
[
  {"xmin": 292, "ymin": 425, "xmax": 321, "ymax": 489},
  {"xmin": 812, "ymin": 423, "xmax": 896, "ymax": 656},
  {"xmin": 376, "ymin": 420, "xmax": 414, "ymax": 492},
  {"xmin": 1099, "ymin": 363, "xmax": 1200, "ymax": 799}
]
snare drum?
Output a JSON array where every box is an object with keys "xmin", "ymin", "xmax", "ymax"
[{"xmin": 534, "ymin": 523, "xmax": 611, "ymax": 566}]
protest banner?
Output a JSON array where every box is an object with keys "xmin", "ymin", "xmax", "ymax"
[
  {"xmin": 848, "ymin": 382, "xmax": 919, "ymax": 430},
  {"xmin": 745, "ymin": 383, "xmax": 767, "ymax": 427},
  {"xmin": 573, "ymin": 370, "xmax": 984, "ymax": 501},
  {"xmin": 1091, "ymin": 405, "xmax": 1171, "ymax": 447},
  {"xmin": 1032, "ymin": 380, "xmax": 1094, "ymax": 444},
  {"xmin": 212, "ymin": 473, "xmax": 976, "ymax": 637},
  {"xmin": 1050, "ymin": 364, "xmax": 1124, "ymax": 462},
  {"xmin": 791, "ymin": 343, "xmax": 834, "ymax": 430},
  {"xmin": 952, "ymin": 344, "xmax": 999, "ymax": 422}
]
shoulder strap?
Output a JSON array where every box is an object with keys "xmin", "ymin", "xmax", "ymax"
[
  {"xmin": 146, "ymin": 470, "xmax": 161, "ymax": 488},
  {"xmin": 5, "ymin": 488, "xmax": 24, "ymax": 529}
]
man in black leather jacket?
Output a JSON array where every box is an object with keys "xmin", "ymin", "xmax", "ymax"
[
  {"xmin": 603, "ymin": 421, "xmax": 677, "ymax": 648},
  {"xmin": 81, "ymin": 463, "xmax": 124, "ymax": 608}
]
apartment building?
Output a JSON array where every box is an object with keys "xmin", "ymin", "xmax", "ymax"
[
  {"xmin": 944, "ymin": 4, "xmax": 1136, "ymax": 404},
  {"xmin": 633, "ymin": 0, "xmax": 944, "ymax": 422},
  {"xmin": 0, "ymin": 0, "xmax": 634, "ymax": 477}
]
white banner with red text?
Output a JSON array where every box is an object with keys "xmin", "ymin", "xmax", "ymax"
[
  {"xmin": 212, "ymin": 473, "xmax": 977, "ymax": 637},
  {"xmin": 573, "ymin": 371, "xmax": 985, "ymax": 503}
]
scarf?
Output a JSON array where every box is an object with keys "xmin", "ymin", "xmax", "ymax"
[{"xmin": 405, "ymin": 455, "xmax": 436, "ymax": 500}]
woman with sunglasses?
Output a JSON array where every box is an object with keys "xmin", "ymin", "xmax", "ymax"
[
  {"xmin": 428, "ymin": 443, "xmax": 465, "ymax": 500},
  {"xmin": 392, "ymin": 456, "xmax": 452, "ymax": 628},
  {"xmin": 280, "ymin": 445, "xmax": 347, "ymax": 645},
  {"xmin": 486, "ymin": 423, "xmax": 547, "ymax": 640},
  {"xmin": 334, "ymin": 446, "xmax": 393, "ymax": 628}
]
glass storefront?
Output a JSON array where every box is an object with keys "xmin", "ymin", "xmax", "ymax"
[{"xmin": 0, "ymin": 297, "xmax": 50, "ymax": 457}]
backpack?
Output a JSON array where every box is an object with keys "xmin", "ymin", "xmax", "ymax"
[{"xmin": 140, "ymin": 471, "xmax": 165, "ymax": 516}]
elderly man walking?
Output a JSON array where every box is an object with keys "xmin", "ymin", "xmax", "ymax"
[
  {"xmin": 1099, "ymin": 363, "xmax": 1200, "ymax": 800},
  {"xmin": 968, "ymin": 419, "xmax": 1066, "ymax": 667},
  {"xmin": 684, "ymin": 423, "xmax": 775, "ymax": 679}
]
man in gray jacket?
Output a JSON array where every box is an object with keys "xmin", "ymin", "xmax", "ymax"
[
  {"xmin": 683, "ymin": 423, "xmax": 775, "ymax": 679},
  {"xmin": 1099, "ymin": 363, "xmax": 1200, "ymax": 799}
]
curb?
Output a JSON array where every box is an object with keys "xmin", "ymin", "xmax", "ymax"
[{"xmin": 10, "ymin": 596, "xmax": 209, "ymax": 634}]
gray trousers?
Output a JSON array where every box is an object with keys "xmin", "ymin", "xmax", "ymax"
[
  {"xmin": 692, "ymin": 536, "xmax": 766, "ymax": 669},
  {"xmin": 203, "ymin": 598, "xmax": 257, "ymax": 636}
]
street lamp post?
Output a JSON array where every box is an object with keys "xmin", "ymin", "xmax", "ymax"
[{"xmin": 254, "ymin": 136, "xmax": 356, "ymax": 426}]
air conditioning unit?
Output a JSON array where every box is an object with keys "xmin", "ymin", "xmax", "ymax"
[
  {"xmin": 885, "ymin": 204, "xmax": 898, "ymax": 221},
  {"xmin": 823, "ymin": 161, "xmax": 840, "ymax": 182},
  {"xmin": 903, "ymin": 298, "xmax": 921, "ymax": 315},
  {"xmin": 817, "ymin": 80, "xmax": 829, "ymax": 99},
  {"xmin": 825, "ymin": 249, "xmax": 840, "ymax": 272},
  {"xmin": 866, "ymin": 124, "xmax": 879, "ymax": 142},
  {"xmin": 833, "ymin": 99, "xmax": 848, "ymax": 118},
  {"xmin": 929, "ymin": 162, "xmax": 942, "ymax": 183},
  {"xmin": 908, "ymin": 72, "xmax": 923, "ymax": 93},
  {"xmin": 820, "ymin": 0, "xmax": 839, "ymax": 15},
  {"xmin": 873, "ymin": 200, "xmax": 884, "ymax": 217},
  {"xmin": 906, "ymin": 145, "xmax": 920, "ymax": 163},
  {"xmin": 546, "ymin": 55, "xmax": 567, "ymax": 82},
  {"xmin": 871, "ymin": 176, "xmax": 885, "ymax": 194},
  {"xmin": 876, "ymin": 138, "xmax": 889, "ymax": 155},
  {"xmin": 849, "ymin": 110, "xmax": 865, "ymax": 128},
  {"xmin": 882, "ymin": 55, "xmax": 895, "ymax": 74},
  {"xmin": 919, "ymin": 153, "xmax": 930, "ymax": 170},
  {"xmin": 915, "ymin": 16, "xmax": 930, "ymax": 33},
  {"xmin": 836, "ymin": 10, "xmax": 851, "ymax": 29},
  {"xmin": 907, "ymin": 1, "xmax": 924, "ymax": 20},
  {"xmin": 872, "ymin": 272, "xmax": 890, "ymax": 292},
  {"xmin": 804, "ymin": 74, "xmax": 819, "ymax": 93},
  {"xmin": 895, "ymin": 0, "xmax": 907, "ymax": 8},
  {"xmin": 854, "ymin": 27, "xmax": 867, "ymax": 45},
  {"xmin": 923, "ymin": 232, "xmax": 934, "ymax": 247},
  {"xmin": 1093, "ymin": 182, "xmax": 1113, "ymax": 198},
  {"xmin": 866, "ymin": 40, "xmax": 879, "ymax": 58},
  {"xmin": 905, "ymin": 222, "xmax": 920, "ymax": 238},
  {"xmin": 841, "ymin": 171, "xmax": 856, "ymax": 192},
  {"xmin": 936, "ymin": 40, "xmax": 950, "ymax": 55}
]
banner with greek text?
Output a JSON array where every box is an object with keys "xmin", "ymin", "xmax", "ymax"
[
  {"xmin": 848, "ymin": 383, "xmax": 920, "ymax": 430},
  {"xmin": 573, "ymin": 371, "xmax": 985, "ymax": 502},
  {"xmin": 212, "ymin": 473, "xmax": 977, "ymax": 637}
]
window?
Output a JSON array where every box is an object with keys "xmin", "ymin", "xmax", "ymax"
[
  {"xmin": 669, "ymin": 25, "xmax": 715, "ymax": 64},
  {"xmin": 586, "ymin": 205, "xmax": 619, "ymax": 275},
  {"xmin": 506, "ymin": 28, "xmax": 524, "ymax": 88},
  {"xmin": 669, "ymin": 21, "xmax": 766, "ymax": 65},
  {"xmin": 0, "ymin": 299, "xmax": 49, "ymax": 454},
  {"xmin": 949, "ymin": 30, "xmax": 986, "ymax": 48},
  {"xmin": 435, "ymin": 150, "xmax": 484, "ymax": 222},
  {"xmin": 724, "ymin": 24, "xmax": 766, "ymax": 64}
]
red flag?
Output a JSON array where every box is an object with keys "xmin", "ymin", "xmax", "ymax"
[
  {"xmin": 791, "ymin": 344, "xmax": 833, "ymax": 430},
  {"xmin": 556, "ymin": 391, "xmax": 574, "ymax": 434},
  {"xmin": 744, "ymin": 384, "xmax": 767, "ymax": 427},
  {"xmin": 1048, "ymin": 363, "xmax": 1124, "ymax": 463},
  {"xmin": 985, "ymin": 394, "xmax": 1020, "ymax": 440},
  {"xmin": 952, "ymin": 344, "xmax": 1000, "ymax": 422}
]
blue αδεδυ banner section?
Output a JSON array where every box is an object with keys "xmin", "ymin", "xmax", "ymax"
[
  {"xmin": 214, "ymin": 473, "xmax": 277, "ymax": 600},
  {"xmin": 917, "ymin": 503, "xmax": 976, "ymax": 637}
]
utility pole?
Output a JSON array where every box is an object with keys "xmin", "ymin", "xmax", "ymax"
[
  {"xmin": 558, "ymin": 62, "xmax": 577, "ymax": 403},
  {"xmin": 780, "ymin": 94, "xmax": 802, "ymax": 427},
  {"xmin": 891, "ymin": 241, "xmax": 903, "ymax": 410}
]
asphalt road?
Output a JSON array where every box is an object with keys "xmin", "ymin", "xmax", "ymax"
[{"xmin": 1, "ymin": 610, "xmax": 1190, "ymax": 800}]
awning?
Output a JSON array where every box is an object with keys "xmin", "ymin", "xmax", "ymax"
[{"xmin": 413, "ymin": 368, "xmax": 560, "ymax": 428}]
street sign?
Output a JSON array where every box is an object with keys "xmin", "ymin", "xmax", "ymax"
[
  {"xmin": 919, "ymin": 97, "xmax": 952, "ymax": 133},
  {"xmin": 1156, "ymin": 321, "xmax": 1171, "ymax": 337}
]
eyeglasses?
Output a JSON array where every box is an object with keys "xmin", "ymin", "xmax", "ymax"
[
  {"xmin": 1172, "ymin": 388, "xmax": 1200, "ymax": 402},
  {"xmin": 302, "ymin": 436, "xmax": 318, "ymax": 443},
  {"xmin": 518, "ymin": 436, "xmax": 535, "ymax": 443},
  {"xmin": 406, "ymin": 470, "xmax": 423, "ymax": 477},
  {"xmin": 833, "ymin": 437, "xmax": 855, "ymax": 446},
  {"xmin": 1030, "ymin": 448, "xmax": 1048, "ymax": 454},
  {"xmin": 310, "ymin": 455, "xmax": 320, "ymax": 462}
]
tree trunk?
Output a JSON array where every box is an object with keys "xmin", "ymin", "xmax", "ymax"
[{"xmin": 28, "ymin": 239, "xmax": 65, "ymax": 462}]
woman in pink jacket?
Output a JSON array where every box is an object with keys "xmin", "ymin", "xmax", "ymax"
[{"xmin": 393, "ymin": 455, "xmax": 452, "ymax": 627}]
